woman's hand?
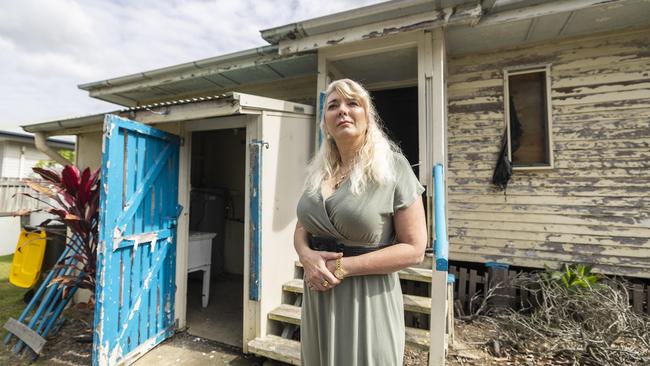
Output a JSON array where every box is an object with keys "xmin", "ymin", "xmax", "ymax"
[
  {"xmin": 300, "ymin": 249, "xmax": 342, "ymax": 291},
  {"xmin": 325, "ymin": 259, "xmax": 336, "ymax": 274}
]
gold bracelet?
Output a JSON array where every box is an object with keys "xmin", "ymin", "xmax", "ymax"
[{"xmin": 334, "ymin": 258, "xmax": 346, "ymax": 280}]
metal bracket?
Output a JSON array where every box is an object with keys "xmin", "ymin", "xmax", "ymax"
[
  {"xmin": 250, "ymin": 139, "xmax": 269, "ymax": 149},
  {"xmin": 144, "ymin": 106, "xmax": 170, "ymax": 116}
]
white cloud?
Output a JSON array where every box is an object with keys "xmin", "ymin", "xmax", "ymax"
[{"xmin": 0, "ymin": 0, "xmax": 385, "ymax": 132}]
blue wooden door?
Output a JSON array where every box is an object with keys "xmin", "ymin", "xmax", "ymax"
[{"xmin": 93, "ymin": 115, "xmax": 181, "ymax": 366}]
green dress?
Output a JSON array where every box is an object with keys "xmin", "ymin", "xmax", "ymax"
[{"xmin": 296, "ymin": 152, "xmax": 425, "ymax": 366}]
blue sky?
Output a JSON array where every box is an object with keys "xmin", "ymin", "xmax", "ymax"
[{"xmin": 0, "ymin": 0, "xmax": 384, "ymax": 133}]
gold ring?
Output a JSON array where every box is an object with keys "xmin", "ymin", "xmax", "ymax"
[{"xmin": 322, "ymin": 280, "xmax": 329, "ymax": 287}]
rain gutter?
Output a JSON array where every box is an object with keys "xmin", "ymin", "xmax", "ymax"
[
  {"xmin": 33, "ymin": 132, "xmax": 73, "ymax": 166},
  {"xmin": 260, "ymin": 0, "xmax": 440, "ymax": 44},
  {"xmin": 78, "ymin": 45, "xmax": 280, "ymax": 93},
  {"xmin": 477, "ymin": 0, "xmax": 628, "ymax": 27}
]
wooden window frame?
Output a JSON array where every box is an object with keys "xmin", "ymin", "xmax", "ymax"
[{"xmin": 503, "ymin": 64, "xmax": 554, "ymax": 170}]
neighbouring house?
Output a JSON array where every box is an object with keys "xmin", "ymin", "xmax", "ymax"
[
  {"xmin": 20, "ymin": 1, "xmax": 650, "ymax": 365},
  {"xmin": 0, "ymin": 131, "xmax": 74, "ymax": 255}
]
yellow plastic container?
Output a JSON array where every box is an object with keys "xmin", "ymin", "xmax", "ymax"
[{"xmin": 9, "ymin": 229, "xmax": 47, "ymax": 288}]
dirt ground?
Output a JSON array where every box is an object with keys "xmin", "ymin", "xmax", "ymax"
[
  {"xmin": 447, "ymin": 320, "xmax": 577, "ymax": 366},
  {"xmin": 2, "ymin": 305, "xmax": 548, "ymax": 366},
  {"xmin": 1, "ymin": 304, "xmax": 94, "ymax": 366}
]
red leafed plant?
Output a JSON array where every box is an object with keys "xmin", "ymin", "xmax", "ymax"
[{"xmin": 19, "ymin": 165, "xmax": 100, "ymax": 302}]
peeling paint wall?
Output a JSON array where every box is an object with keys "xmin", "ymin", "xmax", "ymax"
[{"xmin": 446, "ymin": 28, "xmax": 650, "ymax": 278}]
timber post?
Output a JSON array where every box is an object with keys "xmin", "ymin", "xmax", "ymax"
[{"xmin": 428, "ymin": 27, "xmax": 449, "ymax": 366}]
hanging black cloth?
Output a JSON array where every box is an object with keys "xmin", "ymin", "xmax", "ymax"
[
  {"xmin": 492, "ymin": 96, "xmax": 523, "ymax": 190},
  {"xmin": 492, "ymin": 132, "xmax": 512, "ymax": 190}
]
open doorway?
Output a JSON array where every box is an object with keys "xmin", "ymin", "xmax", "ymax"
[
  {"xmin": 328, "ymin": 46, "xmax": 419, "ymax": 174},
  {"xmin": 186, "ymin": 128, "xmax": 246, "ymax": 348},
  {"xmin": 372, "ymin": 86, "xmax": 419, "ymax": 176}
]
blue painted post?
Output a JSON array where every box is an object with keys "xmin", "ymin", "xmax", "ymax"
[
  {"xmin": 433, "ymin": 164, "xmax": 448, "ymax": 271},
  {"xmin": 140, "ymin": 133, "xmax": 156, "ymax": 343},
  {"xmin": 133, "ymin": 132, "xmax": 147, "ymax": 345},
  {"xmin": 317, "ymin": 91, "xmax": 327, "ymax": 148},
  {"xmin": 121, "ymin": 130, "xmax": 136, "ymax": 353},
  {"xmin": 94, "ymin": 115, "xmax": 125, "ymax": 365},
  {"xmin": 11, "ymin": 235, "xmax": 82, "ymax": 353},
  {"xmin": 3, "ymin": 244, "xmax": 72, "ymax": 345},
  {"xmin": 249, "ymin": 139, "xmax": 265, "ymax": 301},
  {"xmin": 154, "ymin": 137, "xmax": 166, "ymax": 335},
  {"xmin": 38, "ymin": 273, "xmax": 83, "ymax": 338}
]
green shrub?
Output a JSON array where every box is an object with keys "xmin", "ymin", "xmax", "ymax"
[{"xmin": 543, "ymin": 263, "xmax": 599, "ymax": 291}]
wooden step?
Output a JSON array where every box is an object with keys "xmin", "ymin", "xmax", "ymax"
[
  {"xmin": 293, "ymin": 261, "xmax": 433, "ymax": 283},
  {"xmin": 399, "ymin": 267, "xmax": 433, "ymax": 283},
  {"xmin": 267, "ymin": 304, "xmax": 429, "ymax": 349},
  {"xmin": 403, "ymin": 294, "xmax": 431, "ymax": 314},
  {"xmin": 248, "ymin": 335, "xmax": 301, "ymax": 365},
  {"xmin": 282, "ymin": 279, "xmax": 432, "ymax": 314},
  {"xmin": 283, "ymin": 279, "xmax": 304, "ymax": 293},
  {"xmin": 405, "ymin": 327, "xmax": 430, "ymax": 350},
  {"xmin": 269, "ymin": 304, "xmax": 301, "ymax": 325}
]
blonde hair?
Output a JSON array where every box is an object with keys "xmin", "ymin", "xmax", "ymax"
[{"xmin": 304, "ymin": 79, "xmax": 401, "ymax": 196}]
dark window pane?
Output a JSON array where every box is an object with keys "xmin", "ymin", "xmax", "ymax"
[{"xmin": 508, "ymin": 71, "xmax": 549, "ymax": 166}]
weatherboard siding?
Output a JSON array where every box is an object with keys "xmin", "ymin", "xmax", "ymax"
[{"xmin": 446, "ymin": 28, "xmax": 650, "ymax": 278}]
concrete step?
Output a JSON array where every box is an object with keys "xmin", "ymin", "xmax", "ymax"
[
  {"xmin": 248, "ymin": 335, "xmax": 301, "ymax": 365},
  {"xmin": 282, "ymin": 279, "xmax": 432, "ymax": 314},
  {"xmin": 267, "ymin": 304, "xmax": 430, "ymax": 349},
  {"xmin": 293, "ymin": 260, "xmax": 432, "ymax": 283}
]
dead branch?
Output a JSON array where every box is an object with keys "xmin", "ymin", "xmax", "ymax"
[{"xmin": 474, "ymin": 272, "xmax": 650, "ymax": 365}]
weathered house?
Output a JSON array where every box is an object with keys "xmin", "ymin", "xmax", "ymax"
[
  {"xmin": 21, "ymin": 0, "xmax": 650, "ymax": 365},
  {"xmin": 0, "ymin": 131, "xmax": 74, "ymax": 255},
  {"xmin": 446, "ymin": 25, "xmax": 650, "ymax": 279},
  {"xmin": 0, "ymin": 131, "xmax": 74, "ymax": 179}
]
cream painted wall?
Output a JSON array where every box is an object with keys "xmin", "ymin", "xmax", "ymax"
[
  {"xmin": 258, "ymin": 111, "xmax": 314, "ymax": 337},
  {"xmin": 76, "ymin": 131, "xmax": 103, "ymax": 170}
]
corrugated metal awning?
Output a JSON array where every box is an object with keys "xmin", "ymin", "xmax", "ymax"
[
  {"xmin": 22, "ymin": 92, "xmax": 314, "ymax": 136},
  {"xmin": 78, "ymin": 46, "xmax": 317, "ymax": 107}
]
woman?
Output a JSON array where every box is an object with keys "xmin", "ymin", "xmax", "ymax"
[{"xmin": 294, "ymin": 79, "xmax": 427, "ymax": 365}]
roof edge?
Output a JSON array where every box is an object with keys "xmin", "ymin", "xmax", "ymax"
[
  {"xmin": 0, "ymin": 131, "xmax": 75, "ymax": 148},
  {"xmin": 78, "ymin": 45, "xmax": 278, "ymax": 92},
  {"xmin": 22, "ymin": 113, "xmax": 109, "ymax": 135},
  {"xmin": 21, "ymin": 92, "xmax": 315, "ymax": 135},
  {"xmin": 260, "ymin": 0, "xmax": 439, "ymax": 44}
]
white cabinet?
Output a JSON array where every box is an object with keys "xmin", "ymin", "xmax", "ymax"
[{"xmin": 188, "ymin": 232, "xmax": 216, "ymax": 307}]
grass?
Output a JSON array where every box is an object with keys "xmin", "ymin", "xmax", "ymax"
[
  {"xmin": 0, "ymin": 255, "xmax": 27, "ymax": 334},
  {"xmin": 0, "ymin": 254, "xmax": 32, "ymax": 364}
]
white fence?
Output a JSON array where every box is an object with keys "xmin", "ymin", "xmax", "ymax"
[
  {"xmin": 0, "ymin": 177, "xmax": 49, "ymax": 215},
  {"xmin": 0, "ymin": 178, "xmax": 56, "ymax": 255}
]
